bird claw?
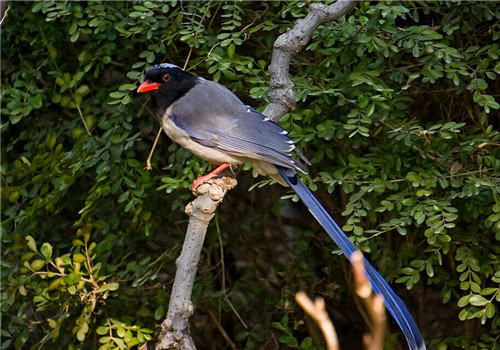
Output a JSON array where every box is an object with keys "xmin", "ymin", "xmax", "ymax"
[
  {"xmin": 192, "ymin": 163, "xmax": 231, "ymax": 194},
  {"xmin": 192, "ymin": 175, "xmax": 226, "ymax": 194}
]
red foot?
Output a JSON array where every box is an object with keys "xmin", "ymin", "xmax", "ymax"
[{"xmin": 192, "ymin": 163, "xmax": 231, "ymax": 193}]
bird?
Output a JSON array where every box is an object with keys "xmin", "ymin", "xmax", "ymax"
[{"xmin": 137, "ymin": 63, "xmax": 426, "ymax": 350}]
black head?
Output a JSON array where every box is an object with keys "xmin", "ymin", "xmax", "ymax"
[{"xmin": 137, "ymin": 63, "xmax": 198, "ymax": 115}]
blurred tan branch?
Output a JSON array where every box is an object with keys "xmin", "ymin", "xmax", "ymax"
[
  {"xmin": 295, "ymin": 292, "xmax": 339, "ymax": 350},
  {"xmin": 352, "ymin": 251, "xmax": 387, "ymax": 350},
  {"xmin": 296, "ymin": 251, "xmax": 387, "ymax": 350},
  {"xmin": 0, "ymin": 0, "xmax": 9, "ymax": 26}
]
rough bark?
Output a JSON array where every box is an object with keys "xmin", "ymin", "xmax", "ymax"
[
  {"xmin": 263, "ymin": 0, "xmax": 358, "ymax": 122},
  {"xmin": 156, "ymin": 179, "xmax": 237, "ymax": 350}
]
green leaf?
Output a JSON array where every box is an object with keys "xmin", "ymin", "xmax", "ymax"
[
  {"xmin": 31, "ymin": 259, "xmax": 45, "ymax": 271},
  {"xmin": 227, "ymin": 44, "xmax": 236, "ymax": 59},
  {"xmin": 117, "ymin": 326, "xmax": 126, "ymax": 337},
  {"xmin": 76, "ymin": 323, "xmax": 88, "ymax": 341},
  {"xmin": 494, "ymin": 61, "xmax": 500, "ymax": 74},
  {"xmin": 73, "ymin": 253, "xmax": 85, "ymax": 263},
  {"xmin": 485, "ymin": 303, "xmax": 495, "ymax": 318},
  {"xmin": 353, "ymin": 226, "xmax": 364, "ymax": 235},
  {"xmin": 279, "ymin": 335, "xmax": 298, "ymax": 348},
  {"xmin": 406, "ymin": 172, "xmax": 421, "ymax": 185},
  {"xmin": 118, "ymin": 191, "xmax": 129, "ymax": 203},
  {"xmin": 458, "ymin": 295, "xmax": 471, "ymax": 310},
  {"xmin": 119, "ymin": 84, "xmax": 137, "ymax": 91},
  {"xmin": 106, "ymin": 282, "xmax": 119, "ymax": 291},
  {"xmin": 154, "ymin": 305, "xmax": 164, "ymax": 320},
  {"xmin": 18, "ymin": 285, "xmax": 27, "ymax": 296},
  {"xmin": 469, "ymin": 295, "xmax": 488, "ymax": 306},
  {"xmin": 487, "ymin": 213, "xmax": 500, "ymax": 222},
  {"xmin": 48, "ymin": 319, "xmax": 57, "ymax": 329},
  {"xmin": 401, "ymin": 198, "xmax": 416, "ymax": 206},
  {"xmin": 414, "ymin": 211, "xmax": 425, "ymax": 224},
  {"xmin": 33, "ymin": 95, "xmax": 43, "ymax": 108},
  {"xmin": 40, "ymin": 243, "xmax": 52, "ymax": 259},
  {"xmin": 96, "ymin": 326, "xmax": 108, "ymax": 335},
  {"xmin": 26, "ymin": 235, "xmax": 37, "ymax": 252},
  {"xmin": 217, "ymin": 33, "xmax": 231, "ymax": 40},
  {"xmin": 75, "ymin": 85, "xmax": 90, "ymax": 97},
  {"xmin": 109, "ymin": 91, "xmax": 126, "ymax": 99},
  {"xmin": 412, "ymin": 44, "xmax": 421, "ymax": 57},
  {"xmin": 272, "ymin": 322, "xmax": 287, "ymax": 332},
  {"xmin": 425, "ymin": 263, "xmax": 434, "ymax": 277},
  {"xmin": 300, "ymin": 337, "xmax": 313, "ymax": 349},
  {"xmin": 48, "ymin": 278, "xmax": 63, "ymax": 290}
]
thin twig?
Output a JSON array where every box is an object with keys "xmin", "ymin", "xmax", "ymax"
[
  {"xmin": 0, "ymin": 3, "xmax": 9, "ymax": 26},
  {"xmin": 205, "ymin": 304, "xmax": 238, "ymax": 350},
  {"xmin": 145, "ymin": 128, "xmax": 162, "ymax": 171},
  {"xmin": 351, "ymin": 251, "xmax": 386, "ymax": 350},
  {"xmin": 215, "ymin": 215, "xmax": 247, "ymax": 328},
  {"xmin": 477, "ymin": 142, "xmax": 500, "ymax": 149},
  {"xmin": 295, "ymin": 292, "xmax": 339, "ymax": 350}
]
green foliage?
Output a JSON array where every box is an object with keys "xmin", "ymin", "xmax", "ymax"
[
  {"xmin": 1, "ymin": 1, "xmax": 499, "ymax": 349},
  {"xmin": 272, "ymin": 315, "xmax": 318, "ymax": 350}
]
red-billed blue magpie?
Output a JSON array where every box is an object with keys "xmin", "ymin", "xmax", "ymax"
[{"xmin": 137, "ymin": 63, "xmax": 426, "ymax": 350}]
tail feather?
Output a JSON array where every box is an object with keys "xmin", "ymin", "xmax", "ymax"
[{"xmin": 277, "ymin": 166, "xmax": 426, "ymax": 350}]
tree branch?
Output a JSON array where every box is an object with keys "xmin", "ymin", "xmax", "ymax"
[
  {"xmin": 352, "ymin": 251, "xmax": 387, "ymax": 350},
  {"xmin": 155, "ymin": 179, "xmax": 237, "ymax": 350},
  {"xmin": 155, "ymin": 1, "xmax": 357, "ymax": 348},
  {"xmin": 295, "ymin": 291, "xmax": 339, "ymax": 350},
  {"xmin": 295, "ymin": 251, "xmax": 386, "ymax": 350},
  {"xmin": 263, "ymin": 0, "xmax": 358, "ymax": 122},
  {"xmin": 0, "ymin": 0, "xmax": 8, "ymax": 26}
]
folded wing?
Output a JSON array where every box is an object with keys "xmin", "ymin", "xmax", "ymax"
[{"xmin": 169, "ymin": 79, "xmax": 308, "ymax": 173}]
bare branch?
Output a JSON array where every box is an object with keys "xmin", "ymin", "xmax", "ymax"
[
  {"xmin": 0, "ymin": 0, "xmax": 9, "ymax": 26},
  {"xmin": 352, "ymin": 251, "xmax": 387, "ymax": 350},
  {"xmin": 145, "ymin": 128, "xmax": 162, "ymax": 171},
  {"xmin": 296, "ymin": 251, "xmax": 387, "ymax": 350},
  {"xmin": 296, "ymin": 292, "xmax": 339, "ymax": 350},
  {"xmin": 155, "ymin": 178, "xmax": 237, "ymax": 350},
  {"xmin": 263, "ymin": 0, "xmax": 358, "ymax": 122},
  {"xmin": 205, "ymin": 304, "xmax": 238, "ymax": 350}
]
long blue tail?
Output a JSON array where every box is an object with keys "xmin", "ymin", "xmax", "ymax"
[{"xmin": 277, "ymin": 166, "xmax": 426, "ymax": 350}]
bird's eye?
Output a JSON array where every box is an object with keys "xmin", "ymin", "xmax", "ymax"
[{"xmin": 162, "ymin": 73, "xmax": 171, "ymax": 82}]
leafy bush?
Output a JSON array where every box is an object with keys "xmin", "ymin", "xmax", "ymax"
[{"xmin": 2, "ymin": 1, "xmax": 499, "ymax": 349}]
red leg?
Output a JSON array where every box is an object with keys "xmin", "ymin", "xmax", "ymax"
[{"xmin": 192, "ymin": 163, "xmax": 231, "ymax": 192}]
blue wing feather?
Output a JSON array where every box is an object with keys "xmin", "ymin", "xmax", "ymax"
[{"xmin": 277, "ymin": 166, "xmax": 426, "ymax": 350}]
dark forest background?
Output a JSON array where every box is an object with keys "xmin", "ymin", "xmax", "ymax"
[{"xmin": 2, "ymin": 1, "xmax": 499, "ymax": 349}]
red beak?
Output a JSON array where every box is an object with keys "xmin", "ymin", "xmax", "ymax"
[{"xmin": 137, "ymin": 81, "xmax": 160, "ymax": 93}]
